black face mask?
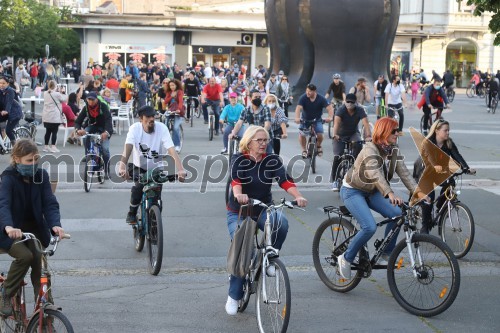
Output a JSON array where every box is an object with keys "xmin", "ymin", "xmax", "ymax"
[
  {"xmin": 396, "ymin": 80, "xmax": 401, "ymax": 85},
  {"xmin": 252, "ymin": 98, "xmax": 262, "ymax": 107}
]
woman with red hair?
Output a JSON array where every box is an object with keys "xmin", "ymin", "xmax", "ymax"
[{"xmin": 337, "ymin": 117, "xmax": 428, "ymax": 279}]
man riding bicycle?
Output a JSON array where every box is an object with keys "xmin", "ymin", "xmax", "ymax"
[
  {"xmin": 183, "ymin": 71, "xmax": 201, "ymax": 121},
  {"xmin": 118, "ymin": 105, "xmax": 186, "ymax": 225},
  {"xmin": 201, "ymin": 77, "xmax": 224, "ymax": 135},
  {"xmin": 331, "ymin": 93, "xmax": 372, "ymax": 191},
  {"xmin": 325, "ymin": 73, "xmax": 346, "ymax": 106},
  {"xmin": 384, "ymin": 74, "xmax": 407, "ymax": 132},
  {"xmin": 75, "ymin": 92, "xmax": 114, "ymax": 178},
  {"xmin": 374, "ymin": 74, "xmax": 388, "ymax": 119},
  {"xmin": 420, "ymin": 78, "xmax": 449, "ymax": 135},
  {"xmin": 295, "ymin": 83, "xmax": 333, "ymax": 158}
]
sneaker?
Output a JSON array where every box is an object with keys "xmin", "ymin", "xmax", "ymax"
[
  {"xmin": 204, "ymin": 120, "xmax": 208, "ymax": 124},
  {"xmin": 215, "ymin": 131, "xmax": 219, "ymax": 136},
  {"xmin": 377, "ymin": 253, "xmax": 390, "ymax": 266},
  {"xmin": 225, "ymin": 296, "xmax": 238, "ymax": 315},
  {"xmin": 0, "ymin": 286, "xmax": 12, "ymax": 316},
  {"xmin": 337, "ymin": 253, "xmax": 351, "ymax": 279},
  {"xmin": 221, "ymin": 148, "xmax": 228, "ymax": 155},
  {"xmin": 50, "ymin": 146, "xmax": 60, "ymax": 153},
  {"xmin": 487, "ymin": 108, "xmax": 491, "ymax": 113},
  {"xmin": 266, "ymin": 264, "xmax": 276, "ymax": 277},
  {"xmin": 42, "ymin": 146, "xmax": 50, "ymax": 153},
  {"xmin": 175, "ymin": 146, "xmax": 181, "ymax": 153},
  {"xmin": 423, "ymin": 130, "xmax": 428, "ymax": 136},
  {"xmin": 66, "ymin": 138, "xmax": 74, "ymax": 145},
  {"xmin": 331, "ymin": 181, "xmax": 339, "ymax": 192},
  {"xmin": 126, "ymin": 212, "xmax": 137, "ymax": 225}
]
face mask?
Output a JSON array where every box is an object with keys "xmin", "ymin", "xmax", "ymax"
[
  {"xmin": 252, "ymin": 98, "xmax": 262, "ymax": 107},
  {"xmin": 434, "ymin": 85, "xmax": 441, "ymax": 90},
  {"xmin": 16, "ymin": 163, "xmax": 38, "ymax": 177},
  {"xmin": 267, "ymin": 103, "xmax": 276, "ymax": 109},
  {"xmin": 396, "ymin": 80, "xmax": 401, "ymax": 85}
]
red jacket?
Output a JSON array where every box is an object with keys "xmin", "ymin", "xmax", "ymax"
[
  {"xmin": 164, "ymin": 90, "xmax": 185, "ymax": 117},
  {"xmin": 30, "ymin": 66, "xmax": 38, "ymax": 78}
]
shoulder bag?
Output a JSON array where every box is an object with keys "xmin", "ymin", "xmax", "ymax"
[{"xmin": 227, "ymin": 204, "xmax": 257, "ymax": 278}]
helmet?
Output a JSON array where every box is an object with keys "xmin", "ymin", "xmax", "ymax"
[
  {"xmin": 127, "ymin": 83, "xmax": 134, "ymax": 89},
  {"xmin": 332, "ymin": 73, "xmax": 341, "ymax": 79}
]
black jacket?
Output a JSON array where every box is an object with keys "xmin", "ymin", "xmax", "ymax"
[
  {"xmin": 0, "ymin": 167, "xmax": 61, "ymax": 250},
  {"xmin": 74, "ymin": 99, "xmax": 113, "ymax": 136}
]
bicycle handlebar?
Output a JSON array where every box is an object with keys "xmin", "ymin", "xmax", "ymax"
[
  {"xmin": 239, "ymin": 198, "xmax": 301, "ymax": 211},
  {"xmin": 137, "ymin": 168, "xmax": 178, "ymax": 184},
  {"xmin": 20, "ymin": 232, "xmax": 71, "ymax": 256}
]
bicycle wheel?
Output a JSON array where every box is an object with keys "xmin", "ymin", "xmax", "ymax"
[
  {"xmin": 225, "ymin": 176, "xmax": 232, "ymax": 205},
  {"xmin": 466, "ymin": 86, "xmax": 473, "ymax": 98},
  {"xmin": 485, "ymin": 93, "xmax": 490, "ymax": 107},
  {"xmin": 97, "ymin": 152, "xmax": 104, "ymax": 184},
  {"xmin": 190, "ymin": 111, "xmax": 194, "ymax": 127},
  {"xmin": 327, "ymin": 120, "xmax": 332, "ymax": 139},
  {"xmin": 334, "ymin": 156, "xmax": 354, "ymax": 185},
  {"xmin": 256, "ymin": 258, "xmax": 291, "ymax": 333},
  {"xmin": 438, "ymin": 202, "xmax": 475, "ymax": 259},
  {"xmin": 26, "ymin": 309, "xmax": 74, "ymax": 333},
  {"xmin": 83, "ymin": 156, "xmax": 93, "ymax": 192},
  {"xmin": 491, "ymin": 96, "xmax": 498, "ymax": 114},
  {"xmin": 447, "ymin": 90, "xmax": 455, "ymax": 103},
  {"xmin": 0, "ymin": 315, "xmax": 20, "ymax": 333},
  {"xmin": 312, "ymin": 217, "xmax": 365, "ymax": 292},
  {"xmin": 14, "ymin": 127, "xmax": 31, "ymax": 140},
  {"xmin": 387, "ymin": 234, "xmax": 460, "ymax": 317},
  {"xmin": 238, "ymin": 239, "xmax": 258, "ymax": 313},
  {"xmin": 133, "ymin": 205, "xmax": 145, "ymax": 252},
  {"xmin": 209, "ymin": 116, "xmax": 214, "ymax": 141},
  {"xmin": 178, "ymin": 125, "xmax": 184, "ymax": 153},
  {"xmin": 195, "ymin": 104, "xmax": 201, "ymax": 118},
  {"xmin": 147, "ymin": 205, "xmax": 163, "ymax": 275},
  {"xmin": 308, "ymin": 138, "xmax": 317, "ymax": 174}
]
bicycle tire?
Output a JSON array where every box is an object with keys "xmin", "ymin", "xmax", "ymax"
[
  {"xmin": 485, "ymin": 92, "xmax": 490, "ymax": 107},
  {"xmin": 97, "ymin": 151, "xmax": 104, "ymax": 184},
  {"xmin": 492, "ymin": 96, "xmax": 498, "ymax": 114},
  {"xmin": 178, "ymin": 125, "xmax": 184, "ymax": 153},
  {"xmin": 238, "ymin": 238, "xmax": 258, "ymax": 313},
  {"xmin": 26, "ymin": 309, "xmax": 74, "ymax": 333},
  {"xmin": 308, "ymin": 138, "xmax": 316, "ymax": 174},
  {"xmin": 14, "ymin": 127, "xmax": 31, "ymax": 140},
  {"xmin": 312, "ymin": 217, "xmax": 365, "ymax": 292},
  {"xmin": 147, "ymin": 205, "xmax": 163, "ymax": 275},
  {"xmin": 225, "ymin": 176, "xmax": 232, "ymax": 206},
  {"xmin": 466, "ymin": 86, "xmax": 473, "ymax": 98},
  {"xmin": 190, "ymin": 113, "xmax": 194, "ymax": 127},
  {"xmin": 209, "ymin": 116, "xmax": 214, "ymax": 141},
  {"xmin": 84, "ymin": 155, "xmax": 93, "ymax": 192},
  {"xmin": 327, "ymin": 120, "xmax": 332, "ymax": 139},
  {"xmin": 195, "ymin": 105, "xmax": 201, "ymax": 118},
  {"xmin": 0, "ymin": 314, "xmax": 20, "ymax": 333},
  {"xmin": 438, "ymin": 202, "xmax": 475, "ymax": 259},
  {"xmin": 334, "ymin": 156, "xmax": 354, "ymax": 185},
  {"xmin": 256, "ymin": 258, "xmax": 291, "ymax": 333},
  {"xmin": 134, "ymin": 205, "xmax": 145, "ymax": 252},
  {"xmin": 387, "ymin": 233, "xmax": 460, "ymax": 317}
]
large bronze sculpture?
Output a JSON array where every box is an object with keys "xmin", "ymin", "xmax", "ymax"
[{"xmin": 265, "ymin": 0, "xmax": 400, "ymax": 97}]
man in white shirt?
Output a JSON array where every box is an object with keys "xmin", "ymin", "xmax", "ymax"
[
  {"xmin": 203, "ymin": 62, "xmax": 213, "ymax": 79},
  {"xmin": 384, "ymin": 74, "xmax": 407, "ymax": 132},
  {"xmin": 119, "ymin": 105, "xmax": 186, "ymax": 224}
]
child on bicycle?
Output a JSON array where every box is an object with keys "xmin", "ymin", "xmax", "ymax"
[
  {"xmin": 337, "ymin": 118, "xmax": 428, "ymax": 279},
  {"xmin": 0, "ymin": 139, "xmax": 65, "ymax": 316}
]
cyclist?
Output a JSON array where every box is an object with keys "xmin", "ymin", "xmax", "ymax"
[
  {"xmin": 443, "ymin": 69, "xmax": 455, "ymax": 91},
  {"xmin": 0, "ymin": 139, "xmax": 65, "ymax": 316},
  {"xmin": 0, "ymin": 76, "xmax": 23, "ymax": 147},
  {"xmin": 486, "ymin": 75, "xmax": 499, "ymax": 112},
  {"xmin": 373, "ymin": 74, "xmax": 388, "ymax": 119},
  {"xmin": 264, "ymin": 94, "xmax": 288, "ymax": 155},
  {"xmin": 230, "ymin": 74, "xmax": 248, "ymax": 103},
  {"xmin": 219, "ymin": 92, "xmax": 245, "ymax": 154},
  {"xmin": 325, "ymin": 73, "xmax": 346, "ymax": 106},
  {"xmin": 224, "ymin": 125, "xmax": 307, "ymax": 315},
  {"xmin": 276, "ymin": 74, "xmax": 293, "ymax": 118},
  {"xmin": 415, "ymin": 68, "xmax": 429, "ymax": 87},
  {"xmin": 330, "ymin": 93, "xmax": 372, "ymax": 191},
  {"xmin": 118, "ymin": 105, "xmax": 186, "ymax": 225},
  {"xmin": 162, "ymin": 79, "xmax": 185, "ymax": 153},
  {"xmin": 420, "ymin": 78, "xmax": 449, "ymax": 135},
  {"xmin": 295, "ymin": 83, "xmax": 333, "ymax": 158},
  {"xmin": 470, "ymin": 71, "xmax": 481, "ymax": 95},
  {"xmin": 229, "ymin": 89, "xmax": 273, "ymax": 153},
  {"xmin": 414, "ymin": 119, "xmax": 476, "ymax": 234},
  {"xmin": 74, "ymin": 92, "xmax": 114, "ymax": 178},
  {"xmin": 384, "ymin": 74, "xmax": 407, "ymax": 132},
  {"xmin": 265, "ymin": 73, "xmax": 279, "ymax": 96},
  {"xmin": 183, "ymin": 71, "xmax": 201, "ymax": 121},
  {"xmin": 337, "ymin": 117, "xmax": 428, "ymax": 279},
  {"xmin": 348, "ymin": 77, "xmax": 371, "ymax": 106},
  {"xmin": 201, "ymin": 77, "xmax": 224, "ymax": 135}
]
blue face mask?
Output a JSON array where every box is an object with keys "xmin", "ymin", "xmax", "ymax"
[
  {"xmin": 434, "ymin": 85, "xmax": 441, "ymax": 90},
  {"xmin": 16, "ymin": 163, "xmax": 38, "ymax": 177}
]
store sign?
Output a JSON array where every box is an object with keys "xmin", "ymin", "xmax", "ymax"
[{"xmin": 102, "ymin": 44, "xmax": 173, "ymax": 53}]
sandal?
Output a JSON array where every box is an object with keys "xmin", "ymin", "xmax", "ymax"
[
  {"xmin": 301, "ymin": 150, "xmax": 307, "ymax": 159},
  {"xmin": 317, "ymin": 147, "xmax": 323, "ymax": 157}
]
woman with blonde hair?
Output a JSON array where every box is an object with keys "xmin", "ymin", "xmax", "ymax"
[
  {"xmin": 263, "ymin": 93, "xmax": 288, "ymax": 155},
  {"xmin": 337, "ymin": 117, "xmax": 428, "ymax": 279},
  {"xmin": 42, "ymin": 80, "xmax": 67, "ymax": 153},
  {"xmin": 224, "ymin": 125, "xmax": 307, "ymax": 315}
]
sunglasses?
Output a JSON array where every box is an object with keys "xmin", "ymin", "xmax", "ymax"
[
  {"xmin": 391, "ymin": 129, "xmax": 399, "ymax": 135},
  {"xmin": 282, "ymin": 78, "xmax": 288, "ymax": 81},
  {"xmin": 345, "ymin": 101, "xmax": 355, "ymax": 104}
]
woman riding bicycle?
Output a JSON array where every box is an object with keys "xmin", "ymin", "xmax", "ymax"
[
  {"xmin": 225, "ymin": 125, "xmax": 307, "ymax": 315},
  {"xmin": 162, "ymin": 79, "xmax": 185, "ymax": 153},
  {"xmin": 414, "ymin": 119, "xmax": 476, "ymax": 234},
  {"xmin": 0, "ymin": 139, "xmax": 65, "ymax": 316},
  {"xmin": 337, "ymin": 117, "xmax": 428, "ymax": 279}
]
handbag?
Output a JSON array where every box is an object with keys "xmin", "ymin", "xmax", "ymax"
[
  {"xmin": 20, "ymin": 78, "xmax": 30, "ymax": 86},
  {"xmin": 227, "ymin": 204, "xmax": 257, "ymax": 278}
]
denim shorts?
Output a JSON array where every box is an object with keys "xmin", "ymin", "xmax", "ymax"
[{"xmin": 299, "ymin": 119, "xmax": 324, "ymax": 135}]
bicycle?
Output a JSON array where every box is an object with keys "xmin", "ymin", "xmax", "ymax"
[
  {"xmin": 301, "ymin": 118, "xmax": 324, "ymax": 174},
  {"xmin": 237, "ymin": 198, "xmax": 300, "ymax": 333},
  {"xmin": 330, "ymin": 139, "xmax": 365, "ymax": 186},
  {"xmin": 159, "ymin": 111, "xmax": 184, "ymax": 153},
  {"xmin": 327, "ymin": 100, "xmax": 343, "ymax": 139},
  {"xmin": 312, "ymin": 202, "xmax": 460, "ymax": 317},
  {"xmin": 207, "ymin": 105, "xmax": 215, "ymax": 141},
  {"xmin": 420, "ymin": 107, "xmax": 442, "ymax": 134},
  {"xmin": 489, "ymin": 91, "xmax": 498, "ymax": 114},
  {"xmin": 466, "ymin": 82, "xmax": 484, "ymax": 98},
  {"xmin": 131, "ymin": 168, "xmax": 177, "ymax": 275},
  {"xmin": 225, "ymin": 135, "xmax": 241, "ymax": 205},
  {"xmin": 445, "ymin": 86, "xmax": 455, "ymax": 103},
  {"xmin": 414, "ymin": 170, "xmax": 475, "ymax": 259},
  {"xmin": 0, "ymin": 232, "xmax": 73, "ymax": 333},
  {"xmin": 184, "ymin": 96, "xmax": 200, "ymax": 127},
  {"xmin": 15, "ymin": 111, "xmax": 38, "ymax": 141},
  {"xmin": 81, "ymin": 134, "xmax": 105, "ymax": 192}
]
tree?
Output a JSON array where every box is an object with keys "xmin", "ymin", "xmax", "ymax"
[
  {"xmin": 0, "ymin": 0, "xmax": 80, "ymax": 64},
  {"xmin": 464, "ymin": 0, "xmax": 500, "ymax": 45}
]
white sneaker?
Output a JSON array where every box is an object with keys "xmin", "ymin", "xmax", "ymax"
[
  {"xmin": 337, "ymin": 253, "xmax": 351, "ymax": 279},
  {"xmin": 175, "ymin": 146, "xmax": 181, "ymax": 153},
  {"xmin": 42, "ymin": 146, "xmax": 50, "ymax": 153},
  {"xmin": 266, "ymin": 264, "xmax": 276, "ymax": 277},
  {"xmin": 221, "ymin": 147, "xmax": 228, "ymax": 155},
  {"xmin": 377, "ymin": 253, "xmax": 390, "ymax": 266},
  {"xmin": 50, "ymin": 146, "xmax": 60, "ymax": 153},
  {"xmin": 225, "ymin": 296, "xmax": 238, "ymax": 315},
  {"xmin": 331, "ymin": 181, "xmax": 339, "ymax": 192}
]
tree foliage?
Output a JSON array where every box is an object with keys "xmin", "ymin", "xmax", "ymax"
[
  {"xmin": 464, "ymin": 0, "xmax": 500, "ymax": 45},
  {"xmin": 0, "ymin": 0, "xmax": 80, "ymax": 63}
]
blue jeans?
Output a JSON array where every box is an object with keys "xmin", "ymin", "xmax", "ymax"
[
  {"xmin": 171, "ymin": 116, "xmax": 183, "ymax": 147},
  {"xmin": 339, "ymin": 186, "xmax": 402, "ymax": 263},
  {"xmin": 84, "ymin": 126, "xmax": 111, "ymax": 173},
  {"xmin": 226, "ymin": 209, "xmax": 289, "ymax": 300},
  {"xmin": 222, "ymin": 124, "xmax": 245, "ymax": 150},
  {"xmin": 202, "ymin": 99, "xmax": 221, "ymax": 131}
]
